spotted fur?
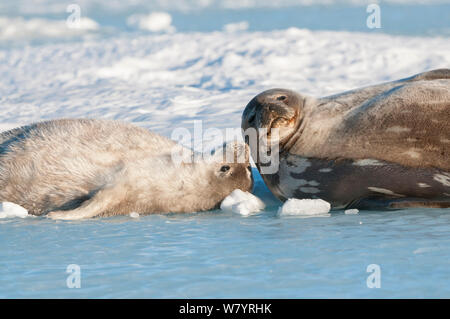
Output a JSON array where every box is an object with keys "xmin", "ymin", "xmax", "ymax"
[{"xmin": 242, "ymin": 69, "xmax": 450, "ymax": 209}]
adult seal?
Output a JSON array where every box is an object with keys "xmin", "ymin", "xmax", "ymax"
[
  {"xmin": 242, "ymin": 69, "xmax": 450, "ymax": 209},
  {"xmin": 0, "ymin": 119, "xmax": 253, "ymax": 219}
]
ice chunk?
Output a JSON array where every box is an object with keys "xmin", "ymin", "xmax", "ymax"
[
  {"xmin": 220, "ymin": 189, "xmax": 265, "ymax": 216},
  {"xmin": 277, "ymin": 198, "xmax": 331, "ymax": 217},
  {"xmin": 344, "ymin": 208, "xmax": 359, "ymax": 215},
  {"xmin": 223, "ymin": 21, "xmax": 249, "ymax": 33},
  {"xmin": 126, "ymin": 12, "xmax": 175, "ymax": 33},
  {"xmin": 0, "ymin": 202, "xmax": 29, "ymax": 218},
  {"xmin": 129, "ymin": 212, "xmax": 140, "ymax": 218}
]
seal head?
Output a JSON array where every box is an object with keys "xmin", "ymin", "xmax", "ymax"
[{"xmin": 242, "ymin": 88, "xmax": 306, "ymax": 153}]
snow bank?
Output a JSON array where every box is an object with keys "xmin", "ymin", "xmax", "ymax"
[
  {"xmin": 277, "ymin": 198, "xmax": 331, "ymax": 217},
  {"xmin": 0, "ymin": 202, "xmax": 29, "ymax": 218},
  {"xmin": 1, "ymin": 29, "xmax": 448, "ymax": 138},
  {"xmin": 0, "ymin": 16, "xmax": 98, "ymax": 42},
  {"xmin": 221, "ymin": 189, "xmax": 265, "ymax": 216}
]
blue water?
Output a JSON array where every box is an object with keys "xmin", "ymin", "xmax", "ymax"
[
  {"xmin": 31, "ymin": 4, "xmax": 450, "ymax": 36},
  {"xmin": 152, "ymin": 4, "xmax": 450, "ymax": 36},
  {"xmin": 1, "ymin": 170, "xmax": 450, "ymax": 298},
  {"xmin": 4, "ymin": 3, "xmax": 449, "ymax": 48}
]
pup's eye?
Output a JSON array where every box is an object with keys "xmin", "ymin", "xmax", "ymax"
[{"xmin": 220, "ymin": 165, "xmax": 230, "ymax": 172}]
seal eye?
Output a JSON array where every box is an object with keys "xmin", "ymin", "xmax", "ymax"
[
  {"xmin": 220, "ymin": 165, "xmax": 230, "ymax": 172},
  {"xmin": 277, "ymin": 95, "xmax": 287, "ymax": 101}
]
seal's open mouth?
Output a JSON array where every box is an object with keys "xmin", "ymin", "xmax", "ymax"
[
  {"xmin": 266, "ymin": 111, "xmax": 298, "ymax": 147},
  {"xmin": 268, "ymin": 114, "xmax": 297, "ymax": 136},
  {"xmin": 242, "ymin": 88, "xmax": 304, "ymax": 154}
]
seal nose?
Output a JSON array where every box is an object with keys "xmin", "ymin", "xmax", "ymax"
[{"xmin": 267, "ymin": 101, "xmax": 296, "ymax": 119}]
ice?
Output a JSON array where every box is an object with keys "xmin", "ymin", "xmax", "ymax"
[
  {"xmin": 126, "ymin": 12, "xmax": 175, "ymax": 33},
  {"xmin": 129, "ymin": 212, "xmax": 140, "ymax": 218},
  {"xmin": 0, "ymin": 202, "xmax": 29, "ymax": 218},
  {"xmin": 220, "ymin": 189, "xmax": 265, "ymax": 216},
  {"xmin": 277, "ymin": 198, "xmax": 331, "ymax": 217},
  {"xmin": 0, "ymin": 16, "xmax": 98, "ymax": 42},
  {"xmin": 344, "ymin": 209, "xmax": 359, "ymax": 215},
  {"xmin": 1, "ymin": 28, "xmax": 448, "ymax": 136},
  {"xmin": 413, "ymin": 247, "xmax": 439, "ymax": 254},
  {"xmin": 223, "ymin": 21, "xmax": 249, "ymax": 33}
]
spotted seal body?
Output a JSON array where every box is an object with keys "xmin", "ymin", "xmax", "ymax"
[
  {"xmin": 0, "ymin": 119, "xmax": 253, "ymax": 219},
  {"xmin": 242, "ymin": 69, "xmax": 450, "ymax": 209}
]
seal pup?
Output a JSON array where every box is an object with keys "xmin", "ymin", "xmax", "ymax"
[
  {"xmin": 242, "ymin": 69, "xmax": 450, "ymax": 209},
  {"xmin": 0, "ymin": 119, "xmax": 253, "ymax": 219}
]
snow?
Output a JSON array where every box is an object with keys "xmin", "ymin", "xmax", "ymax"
[
  {"xmin": 0, "ymin": 16, "xmax": 98, "ymax": 42},
  {"xmin": 277, "ymin": 198, "xmax": 331, "ymax": 217},
  {"xmin": 344, "ymin": 209, "xmax": 359, "ymax": 215},
  {"xmin": 0, "ymin": 202, "xmax": 29, "ymax": 218},
  {"xmin": 220, "ymin": 189, "xmax": 265, "ymax": 216},
  {"xmin": 1, "ymin": 28, "xmax": 448, "ymax": 140},
  {"xmin": 223, "ymin": 21, "xmax": 250, "ymax": 33},
  {"xmin": 129, "ymin": 212, "xmax": 140, "ymax": 218},
  {"xmin": 127, "ymin": 12, "xmax": 175, "ymax": 33}
]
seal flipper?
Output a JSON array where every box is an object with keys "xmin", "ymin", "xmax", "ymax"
[{"xmin": 47, "ymin": 185, "xmax": 125, "ymax": 220}]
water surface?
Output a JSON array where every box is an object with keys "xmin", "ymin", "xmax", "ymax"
[{"xmin": 1, "ymin": 173, "xmax": 449, "ymax": 298}]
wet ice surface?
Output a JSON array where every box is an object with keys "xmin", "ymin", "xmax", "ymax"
[
  {"xmin": 2, "ymin": 203, "xmax": 450, "ymax": 297},
  {"xmin": 1, "ymin": 171, "xmax": 450, "ymax": 298}
]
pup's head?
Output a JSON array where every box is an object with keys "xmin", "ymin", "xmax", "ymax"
[{"xmin": 209, "ymin": 141, "xmax": 253, "ymax": 196}]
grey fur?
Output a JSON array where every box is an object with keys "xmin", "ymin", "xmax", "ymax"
[{"xmin": 0, "ymin": 119, "xmax": 253, "ymax": 219}]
